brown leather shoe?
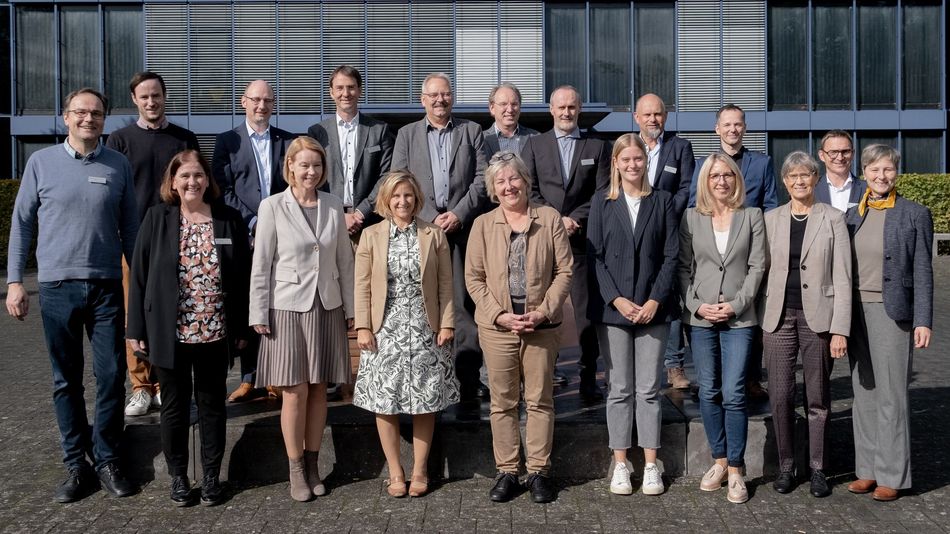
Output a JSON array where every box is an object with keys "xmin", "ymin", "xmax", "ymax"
[
  {"xmin": 668, "ymin": 367, "xmax": 691, "ymax": 390},
  {"xmin": 872, "ymin": 486, "xmax": 899, "ymax": 501},
  {"xmin": 228, "ymin": 382, "xmax": 255, "ymax": 403},
  {"xmin": 266, "ymin": 385, "xmax": 283, "ymax": 400},
  {"xmin": 847, "ymin": 479, "xmax": 876, "ymax": 494}
]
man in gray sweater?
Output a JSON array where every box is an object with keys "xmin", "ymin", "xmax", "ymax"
[{"xmin": 5, "ymin": 88, "xmax": 139, "ymax": 503}]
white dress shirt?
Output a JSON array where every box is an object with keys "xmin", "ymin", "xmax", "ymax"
[
  {"xmin": 336, "ymin": 113, "xmax": 359, "ymax": 207},
  {"xmin": 642, "ymin": 133, "xmax": 664, "ymax": 187},
  {"xmin": 826, "ymin": 174, "xmax": 855, "ymax": 212}
]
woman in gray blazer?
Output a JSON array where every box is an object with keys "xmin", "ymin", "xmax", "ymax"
[
  {"xmin": 678, "ymin": 153, "xmax": 766, "ymax": 504},
  {"xmin": 761, "ymin": 151, "xmax": 852, "ymax": 498},
  {"xmin": 845, "ymin": 145, "xmax": 933, "ymax": 502},
  {"xmin": 249, "ymin": 136, "xmax": 355, "ymax": 502},
  {"xmin": 587, "ymin": 134, "xmax": 678, "ymax": 496}
]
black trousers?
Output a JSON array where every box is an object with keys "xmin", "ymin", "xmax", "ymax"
[
  {"xmin": 573, "ymin": 253, "xmax": 601, "ymax": 380},
  {"xmin": 155, "ymin": 339, "xmax": 229, "ymax": 477}
]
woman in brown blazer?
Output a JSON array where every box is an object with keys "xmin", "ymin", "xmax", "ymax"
[
  {"xmin": 465, "ymin": 151, "xmax": 573, "ymax": 504},
  {"xmin": 761, "ymin": 151, "xmax": 852, "ymax": 498},
  {"xmin": 352, "ymin": 171, "xmax": 459, "ymax": 498}
]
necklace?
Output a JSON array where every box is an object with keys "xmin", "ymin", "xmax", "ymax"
[{"xmin": 791, "ymin": 212, "xmax": 809, "ymax": 222}]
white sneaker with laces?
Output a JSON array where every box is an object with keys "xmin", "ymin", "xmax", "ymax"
[
  {"xmin": 125, "ymin": 389, "xmax": 152, "ymax": 416},
  {"xmin": 609, "ymin": 462, "xmax": 633, "ymax": 495},
  {"xmin": 641, "ymin": 463, "xmax": 665, "ymax": 495},
  {"xmin": 152, "ymin": 390, "xmax": 161, "ymax": 408}
]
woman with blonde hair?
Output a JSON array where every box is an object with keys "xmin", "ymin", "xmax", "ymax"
[
  {"xmin": 678, "ymin": 153, "xmax": 766, "ymax": 503},
  {"xmin": 587, "ymin": 134, "xmax": 679, "ymax": 496},
  {"xmin": 249, "ymin": 136, "xmax": 354, "ymax": 502},
  {"xmin": 353, "ymin": 170, "xmax": 459, "ymax": 498}
]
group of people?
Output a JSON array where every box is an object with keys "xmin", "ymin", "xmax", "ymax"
[{"xmin": 4, "ymin": 64, "xmax": 934, "ymax": 509}]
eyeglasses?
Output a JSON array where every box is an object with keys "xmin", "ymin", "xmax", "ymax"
[
  {"xmin": 490, "ymin": 151, "xmax": 520, "ymax": 164},
  {"xmin": 821, "ymin": 149, "xmax": 853, "ymax": 159},
  {"xmin": 67, "ymin": 109, "xmax": 105, "ymax": 120},
  {"xmin": 243, "ymin": 96, "xmax": 275, "ymax": 105},
  {"xmin": 708, "ymin": 172, "xmax": 736, "ymax": 182},
  {"xmin": 785, "ymin": 172, "xmax": 815, "ymax": 183},
  {"xmin": 422, "ymin": 92, "xmax": 453, "ymax": 100}
]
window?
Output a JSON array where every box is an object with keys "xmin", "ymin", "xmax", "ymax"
[
  {"xmin": 902, "ymin": 1, "xmax": 942, "ymax": 109},
  {"xmin": 0, "ymin": 5, "xmax": 11, "ymax": 115},
  {"xmin": 589, "ymin": 3, "xmax": 630, "ymax": 106},
  {"xmin": 634, "ymin": 3, "xmax": 675, "ymax": 109},
  {"xmin": 767, "ymin": 2, "xmax": 807, "ymax": 110},
  {"xmin": 15, "ymin": 6, "xmax": 55, "ymax": 114},
  {"xmin": 857, "ymin": 1, "xmax": 897, "ymax": 110},
  {"xmin": 812, "ymin": 2, "xmax": 852, "ymax": 110},
  {"xmin": 104, "ymin": 6, "xmax": 143, "ymax": 114},
  {"xmin": 16, "ymin": 136, "xmax": 58, "ymax": 176},
  {"xmin": 902, "ymin": 132, "xmax": 944, "ymax": 173},
  {"xmin": 544, "ymin": 3, "xmax": 586, "ymax": 101},
  {"xmin": 60, "ymin": 6, "xmax": 100, "ymax": 100}
]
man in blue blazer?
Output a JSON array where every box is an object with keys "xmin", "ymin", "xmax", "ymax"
[
  {"xmin": 307, "ymin": 65, "xmax": 394, "ymax": 238},
  {"xmin": 635, "ymin": 93, "xmax": 695, "ymax": 390},
  {"xmin": 814, "ymin": 130, "xmax": 867, "ymax": 212},
  {"xmin": 212, "ymin": 79, "xmax": 297, "ymax": 401}
]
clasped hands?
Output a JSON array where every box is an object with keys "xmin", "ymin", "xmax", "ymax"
[
  {"xmin": 495, "ymin": 310, "xmax": 547, "ymax": 334},
  {"xmin": 613, "ymin": 297, "xmax": 659, "ymax": 324},
  {"xmin": 695, "ymin": 302, "xmax": 736, "ymax": 323}
]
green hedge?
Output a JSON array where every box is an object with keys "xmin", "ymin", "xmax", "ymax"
[{"xmin": 0, "ymin": 180, "xmax": 37, "ymax": 272}]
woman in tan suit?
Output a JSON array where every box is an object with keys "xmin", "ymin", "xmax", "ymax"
[
  {"xmin": 249, "ymin": 136, "xmax": 355, "ymax": 502},
  {"xmin": 352, "ymin": 171, "xmax": 459, "ymax": 498},
  {"xmin": 678, "ymin": 153, "xmax": 766, "ymax": 504},
  {"xmin": 465, "ymin": 151, "xmax": 573, "ymax": 504},
  {"xmin": 761, "ymin": 151, "xmax": 852, "ymax": 498}
]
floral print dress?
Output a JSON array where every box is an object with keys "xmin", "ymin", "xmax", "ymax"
[{"xmin": 353, "ymin": 222, "xmax": 460, "ymax": 415}]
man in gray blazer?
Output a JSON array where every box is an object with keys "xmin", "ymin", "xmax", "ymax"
[
  {"xmin": 307, "ymin": 65, "xmax": 394, "ymax": 238},
  {"xmin": 483, "ymin": 82, "xmax": 538, "ymax": 157},
  {"xmin": 521, "ymin": 85, "xmax": 611, "ymax": 402},
  {"xmin": 815, "ymin": 130, "xmax": 867, "ymax": 212},
  {"xmin": 212, "ymin": 79, "xmax": 297, "ymax": 402},
  {"xmin": 390, "ymin": 72, "xmax": 488, "ymax": 402}
]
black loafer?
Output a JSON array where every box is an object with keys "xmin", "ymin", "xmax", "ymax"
[
  {"xmin": 170, "ymin": 476, "xmax": 192, "ymax": 507},
  {"xmin": 489, "ymin": 472, "xmax": 521, "ymax": 502},
  {"xmin": 525, "ymin": 473, "xmax": 557, "ymax": 503},
  {"xmin": 97, "ymin": 463, "xmax": 135, "ymax": 498},
  {"xmin": 54, "ymin": 465, "xmax": 97, "ymax": 503},
  {"xmin": 773, "ymin": 471, "xmax": 795, "ymax": 494},
  {"xmin": 810, "ymin": 469, "xmax": 831, "ymax": 498},
  {"xmin": 200, "ymin": 471, "xmax": 224, "ymax": 506}
]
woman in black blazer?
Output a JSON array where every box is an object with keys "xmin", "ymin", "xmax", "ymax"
[
  {"xmin": 127, "ymin": 150, "xmax": 252, "ymax": 507},
  {"xmin": 587, "ymin": 133, "xmax": 679, "ymax": 496}
]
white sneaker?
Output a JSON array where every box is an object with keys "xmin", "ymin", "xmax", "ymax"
[
  {"xmin": 125, "ymin": 389, "xmax": 152, "ymax": 416},
  {"xmin": 609, "ymin": 462, "xmax": 633, "ymax": 495},
  {"xmin": 641, "ymin": 463, "xmax": 665, "ymax": 495},
  {"xmin": 151, "ymin": 390, "xmax": 161, "ymax": 408}
]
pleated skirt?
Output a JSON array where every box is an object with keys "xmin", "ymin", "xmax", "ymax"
[{"xmin": 255, "ymin": 300, "xmax": 351, "ymax": 388}]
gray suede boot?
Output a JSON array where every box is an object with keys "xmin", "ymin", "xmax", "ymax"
[
  {"xmin": 288, "ymin": 456, "xmax": 312, "ymax": 502},
  {"xmin": 304, "ymin": 450, "xmax": 326, "ymax": 496}
]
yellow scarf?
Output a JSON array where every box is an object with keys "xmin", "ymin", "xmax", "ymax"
[{"xmin": 857, "ymin": 188, "xmax": 896, "ymax": 216}]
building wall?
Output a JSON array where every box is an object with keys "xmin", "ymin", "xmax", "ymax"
[{"xmin": 3, "ymin": 0, "xmax": 947, "ymax": 177}]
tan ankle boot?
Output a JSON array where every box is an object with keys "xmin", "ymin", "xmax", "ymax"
[
  {"xmin": 288, "ymin": 456, "xmax": 312, "ymax": 502},
  {"xmin": 304, "ymin": 450, "xmax": 326, "ymax": 496}
]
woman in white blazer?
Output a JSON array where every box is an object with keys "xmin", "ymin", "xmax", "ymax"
[
  {"xmin": 249, "ymin": 136, "xmax": 355, "ymax": 502},
  {"xmin": 761, "ymin": 151, "xmax": 851, "ymax": 498},
  {"xmin": 678, "ymin": 153, "xmax": 767, "ymax": 504}
]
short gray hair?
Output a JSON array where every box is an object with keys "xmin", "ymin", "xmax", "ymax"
[
  {"xmin": 489, "ymin": 82, "xmax": 522, "ymax": 104},
  {"xmin": 781, "ymin": 151, "xmax": 819, "ymax": 178},
  {"xmin": 421, "ymin": 72, "xmax": 453, "ymax": 94},
  {"xmin": 861, "ymin": 144, "xmax": 901, "ymax": 169}
]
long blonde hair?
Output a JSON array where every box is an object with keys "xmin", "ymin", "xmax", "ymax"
[
  {"xmin": 694, "ymin": 153, "xmax": 746, "ymax": 215},
  {"xmin": 607, "ymin": 133, "xmax": 653, "ymax": 200}
]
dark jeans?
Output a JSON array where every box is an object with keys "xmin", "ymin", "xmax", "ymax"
[
  {"xmin": 236, "ymin": 335, "xmax": 259, "ymax": 384},
  {"xmin": 663, "ymin": 319, "xmax": 688, "ymax": 369},
  {"xmin": 691, "ymin": 324, "xmax": 753, "ymax": 468},
  {"xmin": 155, "ymin": 340, "xmax": 229, "ymax": 476},
  {"xmin": 38, "ymin": 279, "xmax": 127, "ymax": 470}
]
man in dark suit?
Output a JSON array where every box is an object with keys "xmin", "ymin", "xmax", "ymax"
[
  {"xmin": 212, "ymin": 79, "xmax": 296, "ymax": 402},
  {"xmin": 522, "ymin": 85, "xmax": 611, "ymax": 402},
  {"xmin": 815, "ymin": 130, "xmax": 866, "ymax": 212},
  {"xmin": 307, "ymin": 65, "xmax": 394, "ymax": 238},
  {"xmin": 634, "ymin": 93, "xmax": 695, "ymax": 391},
  {"xmin": 483, "ymin": 82, "xmax": 539, "ymax": 157},
  {"xmin": 390, "ymin": 72, "xmax": 488, "ymax": 402},
  {"xmin": 689, "ymin": 104, "xmax": 779, "ymax": 399}
]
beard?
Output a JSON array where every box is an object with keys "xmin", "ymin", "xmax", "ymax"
[{"xmin": 642, "ymin": 127, "xmax": 662, "ymax": 140}]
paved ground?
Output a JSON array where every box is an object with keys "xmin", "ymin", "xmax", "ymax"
[{"xmin": 1, "ymin": 259, "xmax": 949, "ymax": 533}]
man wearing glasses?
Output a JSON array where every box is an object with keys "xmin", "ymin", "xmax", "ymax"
[
  {"xmin": 6, "ymin": 88, "xmax": 138, "ymax": 502},
  {"xmin": 212, "ymin": 79, "xmax": 297, "ymax": 402},
  {"xmin": 815, "ymin": 130, "xmax": 866, "ymax": 212},
  {"xmin": 390, "ymin": 72, "xmax": 489, "ymax": 403}
]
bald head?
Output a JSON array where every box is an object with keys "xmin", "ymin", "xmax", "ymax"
[
  {"xmin": 242, "ymin": 80, "xmax": 275, "ymax": 133},
  {"xmin": 634, "ymin": 93, "xmax": 667, "ymax": 141}
]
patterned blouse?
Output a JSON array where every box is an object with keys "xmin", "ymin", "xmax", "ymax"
[
  {"xmin": 508, "ymin": 230, "xmax": 527, "ymax": 314},
  {"xmin": 176, "ymin": 216, "xmax": 226, "ymax": 343}
]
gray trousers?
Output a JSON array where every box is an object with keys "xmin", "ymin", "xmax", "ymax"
[
  {"xmin": 597, "ymin": 323, "xmax": 669, "ymax": 450},
  {"xmin": 849, "ymin": 301, "xmax": 914, "ymax": 490}
]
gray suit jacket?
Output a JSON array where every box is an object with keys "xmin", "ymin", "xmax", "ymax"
[
  {"xmin": 760, "ymin": 202, "xmax": 852, "ymax": 335},
  {"xmin": 482, "ymin": 124, "xmax": 539, "ymax": 157},
  {"xmin": 678, "ymin": 207, "xmax": 767, "ymax": 327},
  {"xmin": 307, "ymin": 114, "xmax": 394, "ymax": 219},
  {"xmin": 845, "ymin": 195, "xmax": 934, "ymax": 328},
  {"xmin": 390, "ymin": 117, "xmax": 488, "ymax": 227}
]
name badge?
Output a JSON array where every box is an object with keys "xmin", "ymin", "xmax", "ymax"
[
  {"xmin": 367, "ymin": 144, "xmax": 381, "ymax": 153},
  {"xmin": 581, "ymin": 158, "xmax": 595, "ymax": 166},
  {"xmin": 664, "ymin": 165, "xmax": 677, "ymax": 174},
  {"xmin": 88, "ymin": 176, "xmax": 107, "ymax": 184},
  {"xmin": 216, "ymin": 238, "xmax": 233, "ymax": 245}
]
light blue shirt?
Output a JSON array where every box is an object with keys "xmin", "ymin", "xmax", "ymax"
[
  {"xmin": 245, "ymin": 121, "xmax": 272, "ymax": 200},
  {"xmin": 556, "ymin": 127, "xmax": 580, "ymax": 187}
]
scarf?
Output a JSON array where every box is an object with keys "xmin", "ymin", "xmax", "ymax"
[{"xmin": 857, "ymin": 188, "xmax": 896, "ymax": 216}]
